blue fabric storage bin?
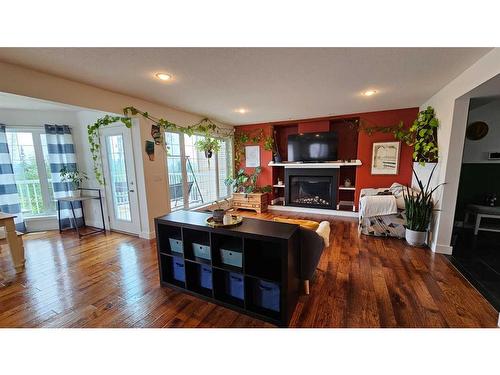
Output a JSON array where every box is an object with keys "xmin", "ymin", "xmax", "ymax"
[
  {"xmin": 254, "ymin": 280, "xmax": 280, "ymax": 312},
  {"xmin": 172, "ymin": 256, "xmax": 185, "ymax": 282},
  {"xmin": 169, "ymin": 238, "xmax": 183, "ymax": 254},
  {"xmin": 199, "ymin": 265, "xmax": 213, "ymax": 290},
  {"xmin": 226, "ymin": 272, "xmax": 244, "ymax": 300}
]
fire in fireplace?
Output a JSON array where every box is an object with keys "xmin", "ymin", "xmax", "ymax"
[
  {"xmin": 285, "ymin": 168, "xmax": 338, "ymax": 209},
  {"xmin": 290, "ymin": 176, "xmax": 332, "ymax": 206}
]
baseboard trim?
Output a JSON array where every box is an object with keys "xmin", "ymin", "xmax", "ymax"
[
  {"xmin": 140, "ymin": 230, "xmax": 155, "ymax": 240},
  {"xmin": 268, "ymin": 205, "xmax": 358, "ymax": 218},
  {"xmin": 433, "ymin": 243, "xmax": 453, "ymax": 255}
]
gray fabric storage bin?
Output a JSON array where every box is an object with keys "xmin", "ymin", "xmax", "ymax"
[
  {"xmin": 169, "ymin": 238, "xmax": 183, "ymax": 254},
  {"xmin": 220, "ymin": 248, "xmax": 243, "ymax": 268},
  {"xmin": 192, "ymin": 242, "xmax": 211, "ymax": 260}
]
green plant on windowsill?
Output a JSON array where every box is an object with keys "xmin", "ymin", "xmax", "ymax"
[{"xmin": 194, "ymin": 137, "xmax": 221, "ymax": 159}]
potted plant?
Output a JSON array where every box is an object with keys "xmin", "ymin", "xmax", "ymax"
[
  {"xmin": 60, "ymin": 166, "xmax": 88, "ymax": 197},
  {"xmin": 224, "ymin": 167, "xmax": 267, "ymax": 194},
  {"xmin": 195, "ymin": 137, "xmax": 221, "ymax": 158},
  {"xmin": 403, "ymin": 164, "xmax": 443, "ymax": 246}
]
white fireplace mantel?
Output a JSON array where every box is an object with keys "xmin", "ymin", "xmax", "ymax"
[{"xmin": 268, "ymin": 160, "xmax": 362, "ymax": 169}]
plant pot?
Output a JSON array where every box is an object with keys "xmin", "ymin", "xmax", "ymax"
[
  {"xmin": 205, "ymin": 150, "xmax": 213, "ymax": 159},
  {"xmin": 405, "ymin": 228, "xmax": 427, "ymax": 247},
  {"xmin": 212, "ymin": 209, "xmax": 225, "ymax": 223}
]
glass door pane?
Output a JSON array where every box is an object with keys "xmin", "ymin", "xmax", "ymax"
[
  {"xmin": 106, "ymin": 134, "xmax": 131, "ymax": 222},
  {"xmin": 184, "ymin": 134, "xmax": 217, "ymax": 208},
  {"xmin": 40, "ymin": 134, "xmax": 56, "ymax": 212},
  {"xmin": 6, "ymin": 132, "xmax": 44, "ymax": 215},
  {"xmin": 166, "ymin": 132, "xmax": 185, "ymax": 210}
]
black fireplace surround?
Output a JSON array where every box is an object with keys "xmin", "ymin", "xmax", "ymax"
[{"xmin": 285, "ymin": 168, "xmax": 338, "ymax": 209}]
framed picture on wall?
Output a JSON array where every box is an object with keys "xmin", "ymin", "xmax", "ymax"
[
  {"xmin": 245, "ymin": 145, "xmax": 260, "ymax": 167},
  {"xmin": 371, "ymin": 141, "xmax": 400, "ymax": 175}
]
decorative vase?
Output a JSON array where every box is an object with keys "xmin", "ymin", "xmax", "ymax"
[
  {"xmin": 344, "ymin": 178, "xmax": 352, "ymax": 187},
  {"xmin": 273, "ymin": 153, "xmax": 282, "ymax": 163},
  {"xmin": 405, "ymin": 228, "xmax": 427, "ymax": 247},
  {"xmin": 205, "ymin": 150, "xmax": 213, "ymax": 159},
  {"xmin": 212, "ymin": 208, "xmax": 225, "ymax": 223}
]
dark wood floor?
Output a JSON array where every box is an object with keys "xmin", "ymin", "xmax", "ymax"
[{"xmin": 0, "ymin": 211, "xmax": 498, "ymax": 328}]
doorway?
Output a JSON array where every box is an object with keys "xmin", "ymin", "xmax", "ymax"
[
  {"xmin": 451, "ymin": 95, "xmax": 500, "ymax": 310},
  {"xmin": 100, "ymin": 125, "xmax": 141, "ymax": 235}
]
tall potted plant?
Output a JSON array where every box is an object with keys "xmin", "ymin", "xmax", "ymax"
[{"xmin": 404, "ymin": 164, "xmax": 443, "ymax": 246}]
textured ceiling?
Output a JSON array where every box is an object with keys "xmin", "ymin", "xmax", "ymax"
[{"xmin": 0, "ymin": 48, "xmax": 492, "ymax": 124}]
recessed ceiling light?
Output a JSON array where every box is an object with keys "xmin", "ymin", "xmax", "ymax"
[
  {"xmin": 235, "ymin": 108, "xmax": 248, "ymax": 114},
  {"xmin": 363, "ymin": 90, "xmax": 377, "ymax": 96},
  {"xmin": 155, "ymin": 72, "xmax": 172, "ymax": 81}
]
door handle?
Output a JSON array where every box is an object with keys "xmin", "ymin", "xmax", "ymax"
[{"xmin": 129, "ymin": 189, "xmax": 135, "ymax": 193}]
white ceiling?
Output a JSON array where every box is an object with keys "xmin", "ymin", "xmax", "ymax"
[
  {"xmin": 0, "ymin": 91, "xmax": 83, "ymax": 111},
  {"xmin": 0, "ymin": 48, "xmax": 492, "ymax": 125}
]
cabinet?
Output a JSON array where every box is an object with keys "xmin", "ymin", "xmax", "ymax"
[
  {"xmin": 155, "ymin": 211, "xmax": 300, "ymax": 326},
  {"xmin": 232, "ymin": 192, "xmax": 268, "ymax": 214}
]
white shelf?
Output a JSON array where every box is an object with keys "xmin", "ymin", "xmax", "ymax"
[
  {"xmin": 268, "ymin": 204, "xmax": 358, "ymax": 218},
  {"xmin": 273, "ymin": 184, "xmax": 285, "ymax": 188},
  {"xmin": 338, "ymin": 186, "xmax": 355, "ymax": 191},
  {"xmin": 336, "ymin": 200, "xmax": 356, "ymax": 212},
  {"xmin": 268, "ymin": 160, "xmax": 362, "ymax": 169}
]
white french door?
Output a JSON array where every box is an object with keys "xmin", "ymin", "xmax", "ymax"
[{"xmin": 100, "ymin": 126, "xmax": 141, "ymax": 235}]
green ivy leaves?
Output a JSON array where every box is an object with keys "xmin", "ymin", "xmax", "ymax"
[
  {"xmin": 88, "ymin": 107, "xmax": 233, "ymax": 185},
  {"xmin": 87, "ymin": 114, "xmax": 132, "ymax": 185},
  {"xmin": 363, "ymin": 106, "xmax": 439, "ymax": 166}
]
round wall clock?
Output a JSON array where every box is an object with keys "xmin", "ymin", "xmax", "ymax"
[{"xmin": 466, "ymin": 121, "xmax": 489, "ymax": 140}]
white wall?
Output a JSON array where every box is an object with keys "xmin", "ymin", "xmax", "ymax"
[
  {"xmin": 0, "ymin": 108, "xmax": 112, "ymax": 231},
  {"xmin": 462, "ymin": 99, "xmax": 500, "ymax": 164},
  {"xmin": 0, "ymin": 61, "xmax": 233, "ymax": 238},
  {"xmin": 420, "ymin": 48, "xmax": 500, "ymax": 254}
]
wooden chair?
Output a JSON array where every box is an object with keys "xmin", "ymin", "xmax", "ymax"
[{"xmin": 0, "ymin": 228, "xmax": 25, "ymax": 276}]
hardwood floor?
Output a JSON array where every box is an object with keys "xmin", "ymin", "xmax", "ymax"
[{"xmin": 0, "ymin": 211, "xmax": 498, "ymax": 328}]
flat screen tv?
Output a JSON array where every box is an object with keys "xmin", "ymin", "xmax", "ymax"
[{"xmin": 287, "ymin": 131, "xmax": 338, "ymax": 162}]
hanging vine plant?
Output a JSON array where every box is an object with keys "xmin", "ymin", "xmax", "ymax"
[
  {"xmin": 87, "ymin": 106, "xmax": 233, "ymax": 185},
  {"xmin": 234, "ymin": 128, "xmax": 274, "ymax": 169},
  {"xmin": 360, "ymin": 106, "xmax": 439, "ymax": 165},
  {"xmin": 87, "ymin": 115, "xmax": 132, "ymax": 185}
]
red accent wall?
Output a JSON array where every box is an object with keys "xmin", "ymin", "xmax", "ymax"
[
  {"xmin": 354, "ymin": 108, "xmax": 418, "ymax": 206},
  {"xmin": 234, "ymin": 123, "xmax": 274, "ymax": 187},
  {"xmin": 298, "ymin": 120, "xmax": 330, "ymax": 133},
  {"xmin": 235, "ymin": 107, "xmax": 419, "ymax": 209}
]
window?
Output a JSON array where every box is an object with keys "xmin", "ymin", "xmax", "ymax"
[
  {"xmin": 166, "ymin": 132, "xmax": 232, "ymax": 210},
  {"xmin": 5, "ymin": 128, "xmax": 55, "ymax": 216}
]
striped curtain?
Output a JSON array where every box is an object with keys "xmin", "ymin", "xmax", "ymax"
[
  {"xmin": 45, "ymin": 124, "xmax": 83, "ymax": 229},
  {"xmin": 0, "ymin": 125, "xmax": 25, "ymax": 231}
]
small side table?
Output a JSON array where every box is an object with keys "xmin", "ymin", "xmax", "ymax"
[
  {"xmin": 464, "ymin": 204, "xmax": 500, "ymax": 235},
  {"xmin": 57, "ymin": 188, "xmax": 106, "ymax": 238}
]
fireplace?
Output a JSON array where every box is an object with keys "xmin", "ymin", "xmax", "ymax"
[{"xmin": 285, "ymin": 168, "xmax": 337, "ymax": 209}]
